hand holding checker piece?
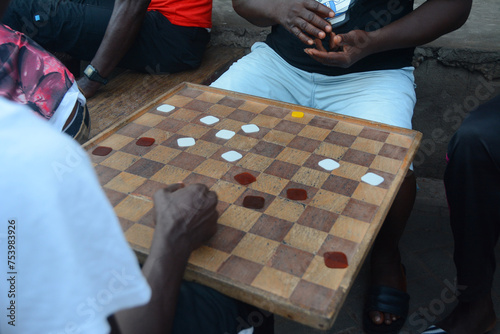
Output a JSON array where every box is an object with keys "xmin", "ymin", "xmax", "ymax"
[{"xmin": 84, "ymin": 83, "xmax": 421, "ymax": 329}]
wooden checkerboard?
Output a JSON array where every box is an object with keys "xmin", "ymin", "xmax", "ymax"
[{"xmin": 84, "ymin": 83, "xmax": 421, "ymax": 329}]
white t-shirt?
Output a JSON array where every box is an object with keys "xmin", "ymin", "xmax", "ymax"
[{"xmin": 0, "ymin": 98, "xmax": 151, "ymax": 334}]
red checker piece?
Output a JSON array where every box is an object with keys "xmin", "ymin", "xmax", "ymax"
[
  {"xmin": 324, "ymin": 251, "xmax": 348, "ymax": 269},
  {"xmin": 234, "ymin": 172, "xmax": 257, "ymax": 186},
  {"xmin": 136, "ymin": 137, "xmax": 155, "ymax": 146},
  {"xmin": 243, "ymin": 196, "xmax": 265, "ymax": 210},
  {"xmin": 287, "ymin": 188, "xmax": 308, "ymax": 201},
  {"xmin": 92, "ymin": 146, "xmax": 112, "ymax": 156}
]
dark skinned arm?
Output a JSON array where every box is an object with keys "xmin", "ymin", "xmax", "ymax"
[
  {"xmin": 305, "ymin": 0, "xmax": 472, "ymax": 67},
  {"xmin": 111, "ymin": 183, "xmax": 218, "ymax": 334},
  {"xmin": 78, "ymin": 0, "xmax": 151, "ymax": 98},
  {"xmin": 232, "ymin": 0, "xmax": 336, "ymax": 45}
]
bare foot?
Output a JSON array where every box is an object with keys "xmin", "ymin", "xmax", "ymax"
[{"xmin": 437, "ymin": 294, "xmax": 496, "ymax": 334}]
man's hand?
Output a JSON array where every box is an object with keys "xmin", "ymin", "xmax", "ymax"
[
  {"xmin": 233, "ymin": 0, "xmax": 335, "ymax": 45},
  {"xmin": 151, "ymin": 183, "xmax": 218, "ymax": 256},
  {"xmin": 304, "ymin": 30, "xmax": 374, "ymax": 67},
  {"xmin": 77, "ymin": 76, "xmax": 102, "ymax": 99}
]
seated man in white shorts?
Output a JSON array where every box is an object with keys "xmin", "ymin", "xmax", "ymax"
[{"xmin": 211, "ymin": 0, "xmax": 472, "ymax": 332}]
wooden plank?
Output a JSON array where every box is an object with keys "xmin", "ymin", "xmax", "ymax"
[{"xmin": 87, "ymin": 46, "xmax": 246, "ymax": 137}]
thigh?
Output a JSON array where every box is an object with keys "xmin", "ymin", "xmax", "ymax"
[
  {"xmin": 314, "ymin": 67, "xmax": 417, "ymax": 129},
  {"xmin": 211, "ymin": 42, "xmax": 314, "ymax": 105}
]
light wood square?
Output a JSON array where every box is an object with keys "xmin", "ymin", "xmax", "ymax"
[
  {"xmin": 237, "ymin": 153, "xmax": 274, "ymax": 172},
  {"xmin": 238, "ymin": 101, "xmax": 268, "ymax": 113},
  {"xmin": 232, "ymin": 234, "xmax": 280, "ymax": 265},
  {"xmin": 125, "ymin": 223, "xmax": 154, "ymax": 249},
  {"xmin": 116, "ymin": 196, "xmax": 154, "ymax": 222},
  {"xmin": 218, "ymin": 204, "xmax": 262, "ymax": 231},
  {"xmin": 351, "ymin": 137, "xmax": 383, "ymax": 155},
  {"xmin": 105, "ymin": 172, "xmax": 147, "ymax": 194},
  {"xmin": 370, "ymin": 156, "xmax": 402, "ymax": 174},
  {"xmin": 185, "ymin": 140, "xmax": 221, "ymax": 158},
  {"xmin": 100, "ymin": 134, "xmax": 134, "ymax": 150},
  {"xmin": 163, "ymin": 95, "xmax": 192, "ymax": 107},
  {"xmin": 251, "ymin": 114, "xmax": 281, "ymax": 129},
  {"xmin": 284, "ymin": 224, "xmax": 328, "ymax": 254},
  {"xmin": 188, "ymin": 245, "xmax": 230, "ymax": 272},
  {"xmin": 210, "ymin": 180, "xmax": 247, "ymax": 204},
  {"xmin": 141, "ymin": 127, "xmax": 172, "ymax": 143},
  {"xmin": 284, "ymin": 110, "xmax": 315, "ymax": 124},
  {"xmin": 291, "ymin": 167, "xmax": 329, "ymax": 188},
  {"xmin": 143, "ymin": 145, "xmax": 181, "ymax": 164},
  {"xmin": 101, "ymin": 151, "xmax": 139, "ymax": 171},
  {"xmin": 302, "ymin": 255, "xmax": 344, "ymax": 290},
  {"xmin": 194, "ymin": 159, "xmax": 232, "ymax": 179},
  {"xmin": 215, "ymin": 118, "xmax": 246, "ymax": 132},
  {"xmin": 314, "ymin": 142, "xmax": 348, "ymax": 160},
  {"xmin": 334, "ymin": 121, "xmax": 364, "ymax": 136},
  {"xmin": 329, "ymin": 216, "xmax": 369, "ymax": 244},
  {"xmin": 332, "ymin": 161, "xmax": 369, "ymax": 181},
  {"xmin": 171, "ymin": 108, "xmax": 200, "ymax": 122},
  {"xmin": 252, "ymin": 267, "xmax": 301, "ymax": 299},
  {"xmin": 208, "ymin": 104, "xmax": 236, "ymax": 117},
  {"xmin": 309, "ymin": 189, "xmax": 350, "ymax": 214},
  {"xmin": 263, "ymin": 130, "xmax": 296, "ymax": 146},
  {"xmin": 352, "ymin": 182, "xmax": 388, "ymax": 206},
  {"xmin": 265, "ymin": 197, "xmax": 305, "ymax": 222},
  {"xmin": 249, "ymin": 173, "xmax": 289, "ymax": 196},
  {"xmin": 226, "ymin": 135, "xmax": 260, "ymax": 151},
  {"xmin": 196, "ymin": 91, "xmax": 225, "ymax": 104},
  {"xmin": 298, "ymin": 125, "xmax": 330, "ymax": 141},
  {"xmin": 150, "ymin": 165, "xmax": 191, "ymax": 184},
  {"xmin": 386, "ymin": 133, "xmax": 414, "ymax": 148},
  {"xmin": 177, "ymin": 123, "xmax": 210, "ymax": 139},
  {"xmin": 276, "ymin": 147, "xmax": 310, "ymax": 166},
  {"xmin": 134, "ymin": 113, "xmax": 165, "ymax": 127}
]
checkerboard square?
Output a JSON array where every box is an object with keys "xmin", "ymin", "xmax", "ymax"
[
  {"xmin": 250, "ymin": 141, "xmax": 284, "ymax": 159},
  {"xmin": 297, "ymin": 125, "xmax": 330, "ymax": 141},
  {"xmin": 205, "ymin": 225, "xmax": 246, "ymax": 253},
  {"xmin": 324, "ymin": 131, "xmax": 357, "ymax": 147},
  {"xmin": 309, "ymin": 116, "xmax": 338, "ymax": 130},
  {"xmin": 235, "ymin": 189, "xmax": 276, "ymax": 212},
  {"xmin": 341, "ymin": 198, "xmax": 379, "ymax": 223},
  {"xmin": 183, "ymin": 99, "xmax": 213, "ymax": 112},
  {"xmin": 236, "ymin": 153, "xmax": 274, "ymax": 172},
  {"xmin": 95, "ymin": 165, "xmax": 121, "ymax": 185},
  {"xmin": 218, "ymin": 204, "xmax": 262, "ymax": 231},
  {"xmin": 297, "ymin": 206, "xmax": 338, "ymax": 233},
  {"xmin": 117, "ymin": 122, "xmax": 151, "ymax": 138},
  {"xmin": 268, "ymin": 244, "xmax": 314, "ymax": 277},
  {"xmin": 125, "ymin": 158, "xmax": 165, "ymax": 179},
  {"xmin": 182, "ymin": 172, "xmax": 218, "ymax": 189},
  {"xmin": 217, "ymin": 255, "xmax": 263, "ymax": 285},
  {"xmin": 227, "ymin": 109, "xmax": 258, "ymax": 123},
  {"xmin": 169, "ymin": 152, "xmax": 206, "ymax": 171},
  {"xmin": 274, "ymin": 120, "xmax": 306, "ymax": 134},
  {"xmin": 232, "ymin": 234, "xmax": 280, "ymax": 265},
  {"xmin": 103, "ymin": 188, "xmax": 127, "ymax": 207},
  {"xmin": 322, "ymin": 175, "xmax": 359, "ymax": 197},
  {"xmin": 156, "ymin": 118, "xmax": 188, "ymax": 133},
  {"xmin": 283, "ymin": 224, "xmax": 329, "ymax": 254},
  {"xmin": 342, "ymin": 148, "xmax": 376, "ymax": 167},
  {"xmin": 279, "ymin": 181, "xmax": 318, "ymax": 204},
  {"xmin": 262, "ymin": 130, "xmax": 296, "ymax": 146},
  {"xmin": 177, "ymin": 123, "xmax": 210, "ymax": 139},
  {"xmin": 261, "ymin": 106, "xmax": 289, "ymax": 118},
  {"xmin": 194, "ymin": 159, "xmax": 232, "ymax": 179},
  {"xmin": 178, "ymin": 87, "xmax": 204, "ymax": 98},
  {"xmin": 133, "ymin": 180, "xmax": 166, "ymax": 198},
  {"xmin": 264, "ymin": 160, "xmax": 301, "ymax": 179},
  {"xmin": 359, "ymin": 127, "xmax": 390, "ymax": 142},
  {"xmin": 289, "ymin": 280, "xmax": 336, "ymax": 312},
  {"xmin": 378, "ymin": 143, "xmax": 409, "ymax": 161},
  {"xmin": 218, "ymin": 96, "xmax": 246, "ymax": 108},
  {"xmin": 287, "ymin": 136, "xmax": 322, "ymax": 153},
  {"xmin": 249, "ymin": 214, "xmax": 294, "ymax": 242}
]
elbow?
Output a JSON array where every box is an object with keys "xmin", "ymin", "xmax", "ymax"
[{"xmin": 453, "ymin": 0, "xmax": 473, "ymax": 30}]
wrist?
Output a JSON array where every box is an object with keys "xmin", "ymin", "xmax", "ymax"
[{"xmin": 83, "ymin": 64, "xmax": 109, "ymax": 85}]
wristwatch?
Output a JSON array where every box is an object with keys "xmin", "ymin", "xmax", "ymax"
[{"xmin": 83, "ymin": 64, "xmax": 108, "ymax": 85}]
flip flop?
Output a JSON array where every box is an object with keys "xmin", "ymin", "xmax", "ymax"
[
  {"xmin": 362, "ymin": 285, "xmax": 410, "ymax": 334},
  {"xmin": 421, "ymin": 325, "xmax": 448, "ymax": 333}
]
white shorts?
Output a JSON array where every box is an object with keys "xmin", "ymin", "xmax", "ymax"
[{"xmin": 211, "ymin": 42, "xmax": 416, "ymax": 130}]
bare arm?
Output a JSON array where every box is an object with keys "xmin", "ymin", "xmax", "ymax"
[
  {"xmin": 112, "ymin": 184, "xmax": 218, "ymax": 334},
  {"xmin": 306, "ymin": 0, "xmax": 472, "ymax": 67},
  {"xmin": 232, "ymin": 0, "xmax": 335, "ymax": 45},
  {"xmin": 78, "ymin": 0, "xmax": 151, "ymax": 98}
]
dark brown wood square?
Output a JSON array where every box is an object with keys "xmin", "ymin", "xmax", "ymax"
[
  {"xmin": 182, "ymin": 173, "xmax": 218, "ymax": 189},
  {"xmin": 297, "ymin": 206, "xmax": 338, "ymax": 233},
  {"xmin": 324, "ymin": 132, "xmax": 357, "ymax": 147},
  {"xmin": 342, "ymin": 148, "xmax": 376, "ymax": 167},
  {"xmin": 168, "ymin": 152, "xmax": 206, "ymax": 171},
  {"xmin": 160, "ymin": 134, "xmax": 193, "ymax": 151},
  {"xmin": 236, "ymin": 125, "xmax": 271, "ymax": 140},
  {"xmin": 290, "ymin": 280, "xmax": 337, "ymax": 312},
  {"xmin": 322, "ymin": 175, "xmax": 359, "ymax": 197},
  {"xmin": 261, "ymin": 106, "xmax": 290, "ymax": 118},
  {"xmin": 200, "ymin": 128, "xmax": 234, "ymax": 145},
  {"xmin": 302, "ymin": 154, "xmax": 337, "ymax": 173},
  {"xmin": 183, "ymin": 99, "xmax": 213, "ymax": 113},
  {"xmin": 103, "ymin": 188, "xmax": 127, "ymax": 206},
  {"xmin": 138, "ymin": 209, "xmax": 155, "ymax": 228},
  {"xmin": 205, "ymin": 225, "xmax": 246, "ymax": 253},
  {"xmin": 279, "ymin": 181, "xmax": 318, "ymax": 205},
  {"xmin": 250, "ymin": 141, "xmax": 284, "ymax": 158},
  {"xmin": 264, "ymin": 160, "xmax": 301, "ymax": 179},
  {"xmin": 156, "ymin": 118, "xmax": 188, "ymax": 133},
  {"xmin": 117, "ymin": 123, "xmax": 151, "ymax": 138},
  {"xmin": 287, "ymin": 136, "xmax": 322, "ymax": 153},
  {"xmin": 178, "ymin": 87, "xmax": 204, "ymax": 98},
  {"xmin": 341, "ymin": 198, "xmax": 379, "ymax": 223},
  {"xmin": 217, "ymin": 255, "xmax": 263, "ymax": 285},
  {"xmin": 268, "ymin": 244, "xmax": 314, "ymax": 277},
  {"xmin": 218, "ymin": 96, "xmax": 246, "ymax": 108},
  {"xmin": 249, "ymin": 214, "xmax": 294, "ymax": 242},
  {"xmin": 274, "ymin": 120, "xmax": 306, "ymax": 134},
  {"xmin": 366, "ymin": 169, "xmax": 397, "ymax": 189},
  {"xmin": 309, "ymin": 116, "xmax": 338, "ymax": 130},
  {"xmin": 221, "ymin": 166, "xmax": 261, "ymax": 185},
  {"xmin": 359, "ymin": 127, "xmax": 390, "ymax": 142},
  {"xmin": 95, "ymin": 165, "xmax": 122, "ymax": 184},
  {"xmin": 133, "ymin": 180, "xmax": 167, "ymax": 198},
  {"xmin": 235, "ymin": 189, "xmax": 276, "ymax": 212},
  {"xmin": 125, "ymin": 159, "xmax": 164, "ymax": 179},
  {"xmin": 227, "ymin": 109, "xmax": 258, "ymax": 123},
  {"xmin": 318, "ymin": 235, "xmax": 358, "ymax": 259},
  {"xmin": 378, "ymin": 143, "xmax": 409, "ymax": 161},
  {"xmin": 120, "ymin": 140, "xmax": 156, "ymax": 156}
]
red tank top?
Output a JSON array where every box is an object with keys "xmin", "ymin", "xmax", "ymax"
[{"xmin": 148, "ymin": 0, "xmax": 212, "ymax": 28}]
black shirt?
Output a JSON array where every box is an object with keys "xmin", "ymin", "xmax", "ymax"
[{"xmin": 265, "ymin": 0, "xmax": 415, "ymax": 76}]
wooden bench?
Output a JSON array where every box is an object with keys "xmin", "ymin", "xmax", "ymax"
[{"xmin": 86, "ymin": 45, "xmax": 246, "ymax": 138}]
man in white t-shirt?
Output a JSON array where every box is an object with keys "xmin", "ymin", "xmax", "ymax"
[{"xmin": 0, "ymin": 98, "xmax": 253, "ymax": 334}]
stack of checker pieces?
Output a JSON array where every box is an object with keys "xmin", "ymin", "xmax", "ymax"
[{"xmin": 84, "ymin": 83, "xmax": 421, "ymax": 330}]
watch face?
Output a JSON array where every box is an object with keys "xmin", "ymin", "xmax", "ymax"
[{"xmin": 84, "ymin": 66, "xmax": 94, "ymax": 77}]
